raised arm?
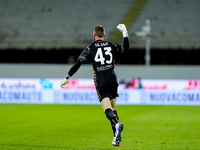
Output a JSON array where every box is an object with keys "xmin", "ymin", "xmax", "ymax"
[{"xmin": 117, "ymin": 24, "xmax": 130, "ymax": 53}]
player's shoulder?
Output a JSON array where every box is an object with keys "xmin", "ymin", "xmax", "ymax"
[
  {"xmin": 87, "ymin": 41, "xmax": 97, "ymax": 50},
  {"xmin": 83, "ymin": 44, "xmax": 91, "ymax": 52},
  {"xmin": 107, "ymin": 41, "xmax": 119, "ymax": 48},
  {"xmin": 108, "ymin": 41, "xmax": 124, "ymax": 53}
]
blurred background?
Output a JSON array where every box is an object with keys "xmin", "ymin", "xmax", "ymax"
[
  {"xmin": 0, "ymin": 0, "xmax": 200, "ymax": 79},
  {"xmin": 0, "ymin": 0, "xmax": 200, "ymax": 105},
  {"xmin": 0, "ymin": 2, "xmax": 199, "ymax": 148}
]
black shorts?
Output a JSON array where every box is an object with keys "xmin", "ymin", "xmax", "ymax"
[{"xmin": 96, "ymin": 84, "xmax": 119, "ymax": 102}]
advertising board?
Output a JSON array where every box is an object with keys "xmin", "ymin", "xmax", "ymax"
[{"xmin": 0, "ymin": 78, "xmax": 199, "ymax": 105}]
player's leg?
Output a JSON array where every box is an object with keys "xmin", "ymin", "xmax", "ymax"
[
  {"xmin": 97, "ymin": 86, "xmax": 119, "ymax": 126},
  {"xmin": 110, "ymin": 98, "xmax": 119, "ymax": 120},
  {"xmin": 101, "ymin": 97, "xmax": 119, "ymax": 125},
  {"xmin": 101, "ymin": 97, "xmax": 112, "ymax": 111},
  {"xmin": 110, "ymin": 98, "xmax": 123, "ymax": 146},
  {"xmin": 110, "ymin": 98, "xmax": 119, "ymax": 136},
  {"xmin": 110, "ymin": 98, "xmax": 116, "ymax": 110},
  {"xmin": 98, "ymin": 86, "xmax": 123, "ymax": 146},
  {"xmin": 110, "ymin": 86, "xmax": 119, "ymax": 123},
  {"xmin": 109, "ymin": 85, "xmax": 124, "ymax": 147}
]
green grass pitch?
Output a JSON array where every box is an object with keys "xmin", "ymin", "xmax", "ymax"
[{"xmin": 0, "ymin": 104, "xmax": 199, "ymax": 150}]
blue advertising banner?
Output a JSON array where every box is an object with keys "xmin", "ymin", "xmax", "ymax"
[{"xmin": 0, "ymin": 78, "xmax": 200, "ymax": 105}]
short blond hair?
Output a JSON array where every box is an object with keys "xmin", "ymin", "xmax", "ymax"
[{"xmin": 94, "ymin": 25, "xmax": 105, "ymax": 38}]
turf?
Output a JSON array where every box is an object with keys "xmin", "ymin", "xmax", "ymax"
[{"xmin": 0, "ymin": 104, "xmax": 199, "ymax": 150}]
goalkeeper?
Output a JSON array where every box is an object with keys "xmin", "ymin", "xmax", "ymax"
[{"xmin": 60, "ymin": 24, "xmax": 130, "ymax": 146}]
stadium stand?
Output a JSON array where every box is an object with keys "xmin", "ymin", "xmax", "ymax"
[
  {"xmin": 0, "ymin": 0, "xmax": 200, "ymax": 65},
  {"xmin": 108, "ymin": 0, "xmax": 147, "ymax": 43},
  {"xmin": 1, "ymin": 0, "xmax": 199, "ymax": 49},
  {"xmin": 130, "ymin": 0, "xmax": 200, "ymax": 49},
  {"xmin": 0, "ymin": 0, "xmax": 134, "ymax": 49}
]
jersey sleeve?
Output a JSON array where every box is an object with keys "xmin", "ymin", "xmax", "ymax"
[
  {"xmin": 115, "ymin": 43, "xmax": 124, "ymax": 53},
  {"xmin": 67, "ymin": 46, "xmax": 90, "ymax": 77},
  {"xmin": 113, "ymin": 37, "xmax": 130, "ymax": 54},
  {"xmin": 77, "ymin": 46, "xmax": 90, "ymax": 63},
  {"xmin": 67, "ymin": 60, "xmax": 82, "ymax": 77}
]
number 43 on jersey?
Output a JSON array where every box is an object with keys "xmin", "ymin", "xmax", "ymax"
[{"xmin": 94, "ymin": 47, "xmax": 112, "ymax": 65}]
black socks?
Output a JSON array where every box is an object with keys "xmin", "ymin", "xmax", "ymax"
[
  {"xmin": 105, "ymin": 108, "xmax": 119, "ymax": 136},
  {"xmin": 105, "ymin": 108, "xmax": 118, "ymax": 125}
]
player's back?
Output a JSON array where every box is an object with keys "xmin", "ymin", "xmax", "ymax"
[{"xmin": 88, "ymin": 40, "xmax": 121, "ymax": 87}]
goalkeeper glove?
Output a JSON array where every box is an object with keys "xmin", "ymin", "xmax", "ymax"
[
  {"xmin": 117, "ymin": 24, "xmax": 128, "ymax": 38},
  {"xmin": 60, "ymin": 74, "xmax": 70, "ymax": 88}
]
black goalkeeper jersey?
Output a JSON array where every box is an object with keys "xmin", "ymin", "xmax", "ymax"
[{"xmin": 77, "ymin": 40, "xmax": 125, "ymax": 87}]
